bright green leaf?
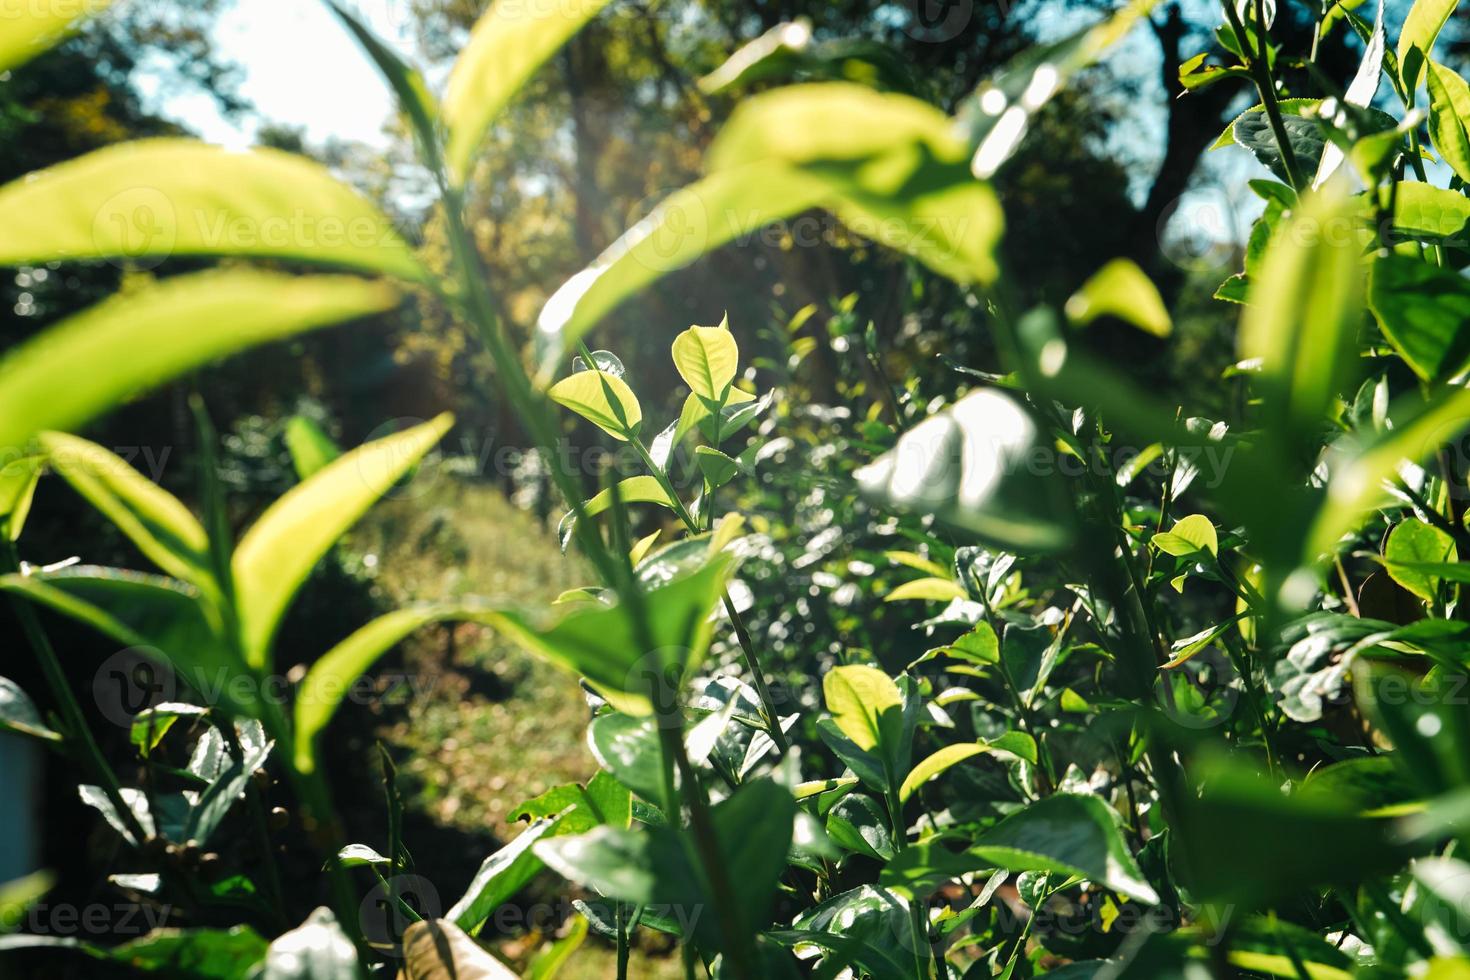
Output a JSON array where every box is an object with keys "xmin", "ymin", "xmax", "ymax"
[
  {"xmin": 899, "ymin": 743, "xmax": 986, "ymax": 802},
  {"xmin": 672, "ymin": 322, "xmax": 739, "ymax": 401},
  {"xmin": 442, "ymin": 0, "xmax": 613, "ymax": 186},
  {"xmin": 823, "ymin": 665, "xmax": 903, "ymax": 754},
  {"xmin": 233, "ymin": 414, "xmax": 453, "ymax": 669},
  {"xmin": 1065, "ymin": 259, "xmax": 1172, "ymax": 337},
  {"xmin": 1384, "ymin": 518, "xmax": 1457, "ymax": 601},
  {"xmin": 0, "ymin": 139, "xmax": 427, "ymax": 281},
  {"xmin": 0, "ymin": 270, "xmax": 399, "ymax": 456},
  {"xmin": 0, "ymin": 0, "xmax": 114, "ymax": 72},
  {"xmin": 548, "ymin": 370, "xmax": 643, "ymax": 440}
]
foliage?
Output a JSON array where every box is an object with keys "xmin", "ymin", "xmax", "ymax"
[{"xmin": 5, "ymin": 0, "xmax": 1470, "ymax": 978}]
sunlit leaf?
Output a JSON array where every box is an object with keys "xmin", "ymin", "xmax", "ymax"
[
  {"xmin": 0, "ymin": 677, "xmax": 61, "ymax": 742},
  {"xmin": 855, "ymin": 388, "xmax": 1076, "ymax": 553},
  {"xmin": 443, "ymin": 0, "xmax": 613, "ymax": 185},
  {"xmin": 1426, "ymin": 61, "xmax": 1470, "ymax": 182},
  {"xmin": 233, "ymin": 414, "xmax": 453, "ymax": 668},
  {"xmin": 823, "ymin": 665, "xmax": 903, "ymax": 755},
  {"xmin": 1240, "ymin": 183, "xmax": 1364, "ymax": 446},
  {"xmin": 0, "ymin": 0, "xmax": 114, "ymax": 73},
  {"xmin": 671, "ymin": 322, "xmax": 739, "ymax": 402},
  {"xmin": 0, "ymin": 456, "xmax": 42, "ymax": 542},
  {"xmin": 283, "ymin": 416, "xmax": 341, "ymax": 481},
  {"xmin": 899, "ymin": 743, "xmax": 986, "ymax": 802},
  {"xmin": 548, "ymin": 370, "xmax": 643, "ymax": 440},
  {"xmin": 1064, "ymin": 259, "xmax": 1171, "ymax": 337},
  {"xmin": 0, "ymin": 270, "xmax": 398, "ymax": 455},
  {"xmin": 294, "ymin": 603, "xmax": 490, "ymax": 772},
  {"xmin": 0, "ymin": 139, "xmax": 427, "ymax": 281},
  {"xmin": 401, "ymin": 919, "xmax": 519, "ymax": 978},
  {"xmin": 39, "ymin": 432, "xmax": 211, "ymax": 589},
  {"xmin": 1384, "ymin": 519, "xmax": 1457, "ymax": 602},
  {"xmin": 1397, "ymin": 0, "xmax": 1458, "ymax": 95}
]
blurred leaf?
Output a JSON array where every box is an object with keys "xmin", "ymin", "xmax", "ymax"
[
  {"xmin": 856, "ymin": 388, "xmax": 1076, "ymax": 553},
  {"xmin": 1240, "ymin": 183, "xmax": 1364, "ymax": 445},
  {"xmin": 39, "ymin": 432, "xmax": 211, "ymax": 589},
  {"xmin": 1369, "ymin": 252, "xmax": 1470, "ymax": 382},
  {"xmin": 283, "ymin": 417, "xmax": 341, "ymax": 481},
  {"xmin": 0, "ymin": 677, "xmax": 60, "ymax": 742},
  {"xmin": 0, "ymin": 139, "xmax": 426, "ymax": 281},
  {"xmin": 958, "ymin": 0, "xmax": 1158, "ymax": 177},
  {"xmin": 548, "ymin": 370, "xmax": 643, "ymax": 440},
  {"xmin": 0, "ymin": 0, "xmax": 114, "ymax": 72},
  {"xmin": 0, "ymin": 871, "xmax": 53, "ymax": 934},
  {"xmin": 1065, "ymin": 259, "xmax": 1172, "ymax": 337},
  {"xmin": 130, "ymin": 703, "xmax": 206, "ymax": 756},
  {"xmin": 443, "ymin": 0, "xmax": 612, "ymax": 185},
  {"xmin": 1384, "ymin": 518, "xmax": 1457, "ymax": 601},
  {"xmin": 885, "ymin": 578, "xmax": 967, "ymax": 603},
  {"xmin": 401, "ymin": 918, "xmax": 518, "ymax": 979},
  {"xmin": 0, "ymin": 456, "xmax": 41, "ymax": 541},
  {"xmin": 261, "ymin": 908, "xmax": 357, "ymax": 978},
  {"xmin": 0, "ymin": 270, "xmax": 398, "ymax": 455},
  {"xmin": 526, "ymin": 915, "xmax": 588, "ymax": 980},
  {"xmin": 233, "ymin": 413, "xmax": 453, "ymax": 669},
  {"xmin": 185, "ymin": 734, "xmax": 273, "ymax": 845},
  {"xmin": 1177, "ymin": 759, "xmax": 1407, "ymax": 905}
]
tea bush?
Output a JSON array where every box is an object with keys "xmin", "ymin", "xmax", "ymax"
[{"xmin": 4, "ymin": 0, "xmax": 1470, "ymax": 977}]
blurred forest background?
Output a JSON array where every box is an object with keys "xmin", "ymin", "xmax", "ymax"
[{"xmin": 2, "ymin": 0, "xmax": 1465, "ymax": 973}]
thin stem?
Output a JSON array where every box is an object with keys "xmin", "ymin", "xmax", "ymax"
[
  {"xmin": 625, "ymin": 436, "xmax": 789, "ymax": 753},
  {"xmin": 1, "ymin": 539, "xmax": 149, "ymax": 848},
  {"xmin": 1222, "ymin": 0, "xmax": 1307, "ymax": 191}
]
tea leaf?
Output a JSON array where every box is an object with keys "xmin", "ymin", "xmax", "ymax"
[
  {"xmin": 0, "ymin": 139, "xmax": 427, "ymax": 281},
  {"xmin": 443, "ymin": 0, "xmax": 613, "ymax": 185},
  {"xmin": 0, "ymin": 270, "xmax": 399, "ymax": 456},
  {"xmin": 233, "ymin": 414, "xmax": 453, "ymax": 669}
]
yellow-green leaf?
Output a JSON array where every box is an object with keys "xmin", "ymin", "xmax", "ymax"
[
  {"xmin": 1397, "ymin": 0, "xmax": 1458, "ymax": 95},
  {"xmin": 0, "ymin": 456, "xmax": 42, "ymax": 542},
  {"xmin": 0, "ymin": 270, "xmax": 399, "ymax": 455},
  {"xmin": 1065, "ymin": 258, "xmax": 1172, "ymax": 337},
  {"xmin": 548, "ymin": 370, "xmax": 643, "ymax": 440},
  {"xmin": 1240, "ymin": 183, "xmax": 1364, "ymax": 440},
  {"xmin": 39, "ymin": 432, "xmax": 211, "ymax": 588},
  {"xmin": 0, "ymin": 0, "xmax": 113, "ymax": 72},
  {"xmin": 883, "ymin": 551, "xmax": 951, "ymax": 579},
  {"xmin": 442, "ymin": 0, "xmax": 613, "ymax": 186},
  {"xmin": 1384, "ymin": 518, "xmax": 1457, "ymax": 602},
  {"xmin": 1152, "ymin": 514, "xmax": 1219, "ymax": 557},
  {"xmin": 233, "ymin": 413, "xmax": 454, "ymax": 668},
  {"xmin": 672, "ymin": 322, "xmax": 739, "ymax": 401},
  {"xmin": 823, "ymin": 664, "xmax": 903, "ymax": 753},
  {"xmin": 0, "ymin": 139, "xmax": 427, "ymax": 282},
  {"xmin": 899, "ymin": 743, "xmax": 987, "ymax": 802},
  {"xmin": 1427, "ymin": 61, "xmax": 1470, "ymax": 183},
  {"xmin": 884, "ymin": 578, "xmax": 968, "ymax": 603},
  {"xmin": 534, "ymin": 164, "xmax": 828, "ymax": 374},
  {"xmin": 295, "ymin": 604, "xmax": 485, "ymax": 772}
]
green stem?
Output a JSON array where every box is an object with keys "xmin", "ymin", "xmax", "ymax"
[
  {"xmin": 1, "ymin": 540, "xmax": 149, "ymax": 848},
  {"xmin": 625, "ymin": 436, "xmax": 789, "ymax": 754},
  {"xmin": 1222, "ymin": 0, "xmax": 1307, "ymax": 192}
]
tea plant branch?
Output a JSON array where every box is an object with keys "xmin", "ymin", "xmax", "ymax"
[
  {"xmin": 1220, "ymin": 0, "xmax": 1307, "ymax": 192},
  {"xmin": 0, "ymin": 538, "xmax": 149, "ymax": 849},
  {"xmin": 623, "ymin": 432, "xmax": 790, "ymax": 754}
]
